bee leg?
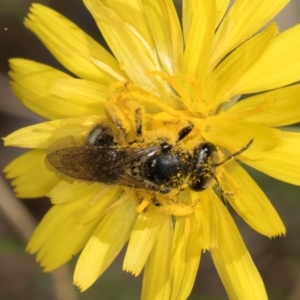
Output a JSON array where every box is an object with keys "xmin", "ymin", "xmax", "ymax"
[
  {"xmin": 152, "ymin": 197, "xmax": 162, "ymax": 207},
  {"xmin": 157, "ymin": 201, "xmax": 202, "ymax": 216},
  {"xmin": 105, "ymin": 82, "xmax": 134, "ymax": 144},
  {"xmin": 131, "ymin": 102, "xmax": 143, "ymax": 137},
  {"xmin": 212, "ymin": 174, "xmax": 234, "ymax": 208},
  {"xmin": 219, "ymin": 193, "xmax": 228, "ymax": 208},
  {"xmin": 136, "ymin": 198, "xmax": 151, "ymax": 213},
  {"xmin": 135, "ymin": 190, "xmax": 152, "ymax": 213},
  {"xmin": 105, "ymin": 101, "xmax": 133, "ymax": 144},
  {"xmin": 105, "ymin": 83, "xmax": 144, "ymax": 144},
  {"xmin": 135, "ymin": 191, "xmax": 201, "ymax": 216},
  {"xmin": 154, "ymin": 192, "xmax": 202, "ymax": 216}
]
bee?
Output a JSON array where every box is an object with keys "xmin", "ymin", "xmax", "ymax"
[
  {"xmin": 46, "ymin": 112, "xmax": 252, "ymax": 197},
  {"xmin": 45, "ymin": 84, "xmax": 253, "ymax": 214}
]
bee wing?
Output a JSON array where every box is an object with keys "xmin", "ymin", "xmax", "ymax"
[
  {"xmin": 46, "ymin": 140, "xmax": 161, "ymax": 189},
  {"xmin": 113, "ymin": 172, "xmax": 160, "ymax": 191}
]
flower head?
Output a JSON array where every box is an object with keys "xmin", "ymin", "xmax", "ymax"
[{"xmin": 4, "ymin": 0, "xmax": 300, "ymax": 299}]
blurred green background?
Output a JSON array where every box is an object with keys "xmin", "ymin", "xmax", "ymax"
[{"xmin": 1, "ymin": 0, "xmax": 300, "ymax": 299}]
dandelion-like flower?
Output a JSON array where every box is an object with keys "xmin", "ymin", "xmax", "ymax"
[{"xmin": 4, "ymin": 0, "xmax": 300, "ymax": 299}]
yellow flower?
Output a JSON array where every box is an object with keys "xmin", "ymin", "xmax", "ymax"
[{"xmin": 3, "ymin": 0, "xmax": 300, "ymax": 299}]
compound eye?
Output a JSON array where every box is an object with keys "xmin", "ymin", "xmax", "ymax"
[
  {"xmin": 188, "ymin": 142, "xmax": 218, "ymax": 191},
  {"xmin": 194, "ymin": 142, "xmax": 217, "ymax": 162},
  {"xmin": 87, "ymin": 125, "xmax": 116, "ymax": 146}
]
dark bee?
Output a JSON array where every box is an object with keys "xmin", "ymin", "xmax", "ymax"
[
  {"xmin": 46, "ymin": 91, "xmax": 252, "ymax": 195},
  {"xmin": 46, "ymin": 121, "xmax": 253, "ymax": 194}
]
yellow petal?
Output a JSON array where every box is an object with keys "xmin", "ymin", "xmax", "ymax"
[
  {"xmin": 204, "ymin": 23, "xmax": 277, "ymax": 110},
  {"xmin": 49, "ymin": 181, "xmax": 104, "ymax": 204},
  {"xmin": 9, "ymin": 58, "xmax": 68, "ymax": 120},
  {"xmin": 202, "ymin": 115, "xmax": 282, "ymax": 152},
  {"xmin": 4, "ymin": 149, "xmax": 59, "ymax": 198},
  {"xmin": 210, "ymin": 191, "xmax": 268, "ymax": 300},
  {"xmin": 223, "ymin": 84, "xmax": 300, "ymax": 127},
  {"xmin": 245, "ymin": 131, "xmax": 300, "ymax": 186},
  {"xmin": 170, "ymin": 212, "xmax": 202, "ymax": 300},
  {"xmin": 74, "ymin": 196, "xmax": 137, "ymax": 291},
  {"xmin": 182, "ymin": 0, "xmax": 229, "ymax": 41},
  {"xmin": 27, "ymin": 185, "xmax": 120, "ymax": 271},
  {"xmin": 191, "ymin": 189, "xmax": 218, "ymax": 250},
  {"xmin": 3, "ymin": 115, "xmax": 104, "ymax": 148},
  {"xmin": 234, "ymin": 24, "xmax": 300, "ymax": 94},
  {"xmin": 143, "ymin": 0, "xmax": 183, "ymax": 74},
  {"xmin": 211, "ymin": 0, "xmax": 289, "ymax": 67},
  {"xmin": 141, "ymin": 215, "xmax": 172, "ymax": 300},
  {"xmin": 181, "ymin": 0, "xmax": 216, "ymax": 82},
  {"xmin": 123, "ymin": 207, "xmax": 165, "ymax": 276},
  {"xmin": 84, "ymin": 0, "xmax": 169, "ymax": 95},
  {"xmin": 222, "ymin": 161, "xmax": 285, "ymax": 237},
  {"xmin": 214, "ymin": 0, "xmax": 230, "ymax": 28},
  {"xmin": 182, "ymin": 0, "xmax": 195, "ymax": 42},
  {"xmin": 9, "ymin": 59, "xmax": 107, "ymax": 120},
  {"xmin": 70, "ymin": 186, "xmax": 123, "ymax": 226},
  {"xmin": 50, "ymin": 78, "xmax": 107, "ymax": 112},
  {"xmin": 100, "ymin": 0, "xmax": 154, "ymax": 49},
  {"xmin": 25, "ymin": 4, "xmax": 125, "ymax": 83}
]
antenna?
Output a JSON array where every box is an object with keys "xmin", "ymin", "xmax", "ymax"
[{"xmin": 215, "ymin": 139, "xmax": 254, "ymax": 167}]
